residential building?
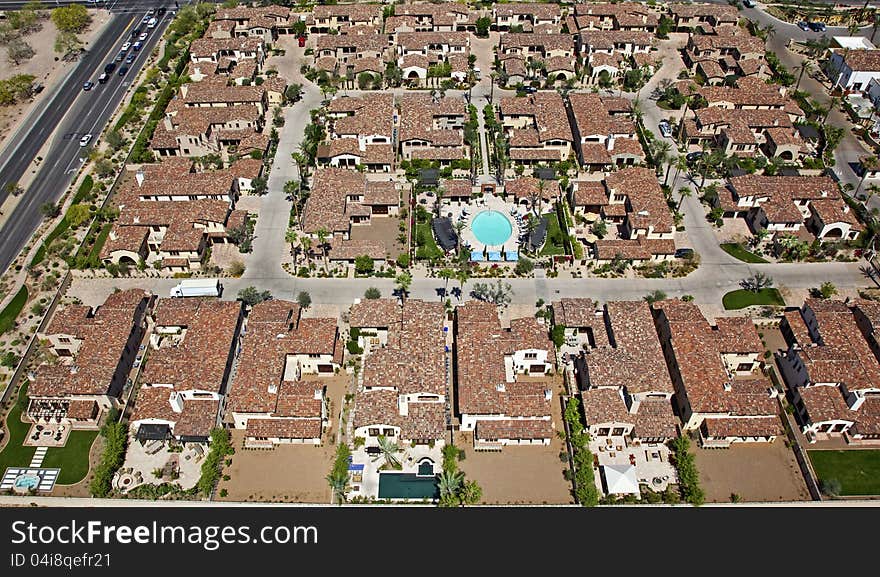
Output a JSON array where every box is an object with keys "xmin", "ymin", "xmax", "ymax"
[
  {"xmin": 227, "ymin": 300, "xmax": 342, "ymax": 447},
  {"xmin": 455, "ymin": 301, "xmax": 555, "ymax": 450},
  {"xmin": 498, "ymin": 91, "xmax": 574, "ymax": 166},
  {"xmin": 351, "ymin": 299, "xmax": 448, "ymax": 447},
  {"xmin": 29, "ymin": 290, "xmax": 153, "ymax": 429},
  {"xmin": 130, "ymin": 298, "xmax": 244, "ymax": 443},
  {"xmin": 567, "ymin": 92, "xmax": 645, "ymax": 169},
  {"xmin": 651, "ymin": 300, "xmax": 781, "ymax": 447}
]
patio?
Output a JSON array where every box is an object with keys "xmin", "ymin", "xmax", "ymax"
[
  {"xmin": 23, "ymin": 422, "xmax": 70, "ymax": 448},
  {"xmin": 589, "ymin": 435, "xmax": 677, "ymax": 495},
  {"xmin": 348, "ymin": 443, "xmax": 443, "ymax": 501},
  {"xmin": 116, "ymin": 439, "xmax": 203, "ymax": 492}
]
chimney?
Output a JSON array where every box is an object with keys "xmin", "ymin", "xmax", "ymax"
[
  {"xmin": 268, "ymin": 382, "xmax": 277, "ymax": 395},
  {"xmin": 847, "ymin": 389, "xmax": 866, "ymax": 411},
  {"xmin": 495, "ymin": 383, "xmax": 506, "ymax": 393},
  {"xmin": 544, "ymin": 389, "xmax": 552, "ymax": 401},
  {"xmin": 722, "ymin": 381, "xmax": 732, "ymax": 392},
  {"xmin": 135, "ymin": 169, "xmax": 145, "ymax": 187},
  {"xmin": 169, "ymin": 391, "xmax": 184, "ymax": 413},
  {"xmin": 313, "ymin": 389, "xmax": 322, "ymax": 400},
  {"xmin": 606, "ymin": 133, "xmax": 615, "ymax": 151}
]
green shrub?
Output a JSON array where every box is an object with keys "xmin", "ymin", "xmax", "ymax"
[
  {"xmin": 89, "ymin": 418, "xmax": 127, "ymax": 497},
  {"xmin": 197, "ymin": 428, "xmax": 233, "ymax": 496}
]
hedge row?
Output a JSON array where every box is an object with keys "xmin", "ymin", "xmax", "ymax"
[
  {"xmin": 89, "ymin": 417, "xmax": 127, "ymax": 498},
  {"xmin": 197, "ymin": 428, "xmax": 233, "ymax": 496}
]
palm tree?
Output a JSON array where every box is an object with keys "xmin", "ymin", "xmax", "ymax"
[
  {"xmin": 316, "ymin": 227, "xmax": 330, "ymax": 273},
  {"xmin": 395, "ymin": 272, "xmax": 413, "ymax": 303},
  {"xmin": 866, "ymin": 183, "xmax": 880, "ymax": 204},
  {"xmin": 438, "ymin": 469, "xmax": 464, "ymax": 505},
  {"xmin": 326, "ymin": 470, "xmax": 349, "ymax": 504},
  {"xmin": 672, "ymin": 155, "xmax": 689, "ymax": 186},
  {"xmin": 438, "ymin": 267, "xmax": 455, "ymax": 295},
  {"xmin": 795, "ymin": 60, "xmax": 813, "ymax": 92},
  {"xmin": 454, "ymin": 219, "xmax": 466, "ymax": 252},
  {"xmin": 375, "ymin": 435, "xmax": 403, "ymax": 469},
  {"xmin": 285, "ymin": 228, "xmax": 299, "ymax": 262},
  {"xmin": 698, "ymin": 141, "xmax": 711, "ymax": 188},
  {"xmin": 677, "ymin": 186, "xmax": 693, "ymax": 211},
  {"xmin": 455, "ymin": 267, "xmax": 470, "ymax": 299},
  {"xmin": 654, "ymin": 140, "xmax": 672, "ymax": 179},
  {"xmin": 300, "ymin": 236, "xmax": 312, "ymax": 267},
  {"xmin": 663, "ymin": 154, "xmax": 678, "ymax": 187}
]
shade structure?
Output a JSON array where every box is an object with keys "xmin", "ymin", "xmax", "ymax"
[{"xmin": 602, "ymin": 464, "xmax": 640, "ymax": 496}]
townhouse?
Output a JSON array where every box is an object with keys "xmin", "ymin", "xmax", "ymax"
[
  {"xmin": 176, "ymin": 79, "xmax": 269, "ymax": 116},
  {"xmin": 300, "ymin": 167, "xmax": 400, "ymax": 253},
  {"xmin": 318, "ymin": 94, "xmax": 396, "ymax": 172},
  {"xmin": 29, "ymin": 290, "xmax": 153, "ymax": 429},
  {"xmin": 213, "ymin": 5, "xmax": 299, "ymax": 41},
  {"xmin": 555, "ymin": 299, "xmax": 678, "ymax": 445},
  {"xmin": 493, "ymin": 3, "xmax": 562, "ymax": 32},
  {"xmin": 652, "ymin": 300, "xmax": 782, "ymax": 447},
  {"xmin": 567, "ymin": 2, "xmax": 660, "ymax": 34},
  {"xmin": 150, "ymin": 105, "xmax": 265, "ymax": 159},
  {"xmin": 577, "ymin": 30, "xmax": 653, "ymax": 74},
  {"xmin": 504, "ymin": 176, "xmax": 561, "ymax": 213},
  {"xmin": 498, "ymin": 91, "xmax": 574, "ymax": 166},
  {"xmin": 101, "ymin": 160, "xmax": 248, "ymax": 273},
  {"xmin": 398, "ymin": 93, "xmax": 469, "ymax": 165},
  {"xmin": 715, "ymin": 175, "xmax": 862, "ymax": 242},
  {"xmin": 498, "ymin": 33, "xmax": 577, "ymax": 84},
  {"xmin": 350, "ymin": 299, "xmax": 448, "ymax": 448},
  {"xmin": 308, "ymin": 4, "xmax": 383, "ymax": 33},
  {"xmin": 567, "ymin": 92, "xmax": 645, "ymax": 170},
  {"xmin": 385, "ymin": 2, "xmax": 476, "ymax": 34},
  {"xmin": 314, "ymin": 33, "xmax": 388, "ymax": 72},
  {"xmin": 189, "ymin": 36, "xmax": 265, "ymax": 67},
  {"xmin": 667, "ymin": 3, "xmax": 739, "ymax": 33},
  {"xmin": 683, "ymin": 27, "xmax": 765, "ymax": 78},
  {"xmin": 779, "ymin": 298, "xmax": 880, "ymax": 443},
  {"xmin": 130, "ymin": 298, "xmax": 243, "ymax": 444},
  {"xmin": 455, "ymin": 300, "xmax": 556, "ymax": 450},
  {"xmin": 227, "ymin": 300, "xmax": 342, "ymax": 447},
  {"xmin": 603, "ymin": 166, "xmax": 675, "ymax": 240}
]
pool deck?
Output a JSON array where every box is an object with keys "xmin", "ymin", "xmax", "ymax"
[
  {"xmin": 443, "ymin": 195, "xmax": 521, "ymax": 260},
  {"xmin": 349, "ymin": 443, "xmax": 443, "ymax": 501}
]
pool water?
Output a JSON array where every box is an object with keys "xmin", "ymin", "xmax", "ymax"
[
  {"xmin": 14, "ymin": 474, "xmax": 39, "ymax": 489},
  {"xmin": 471, "ymin": 210, "xmax": 513, "ymax": 246},
  {"xmin": 377, "ymin": 473, "xmax": 439, "ymax": 500}
]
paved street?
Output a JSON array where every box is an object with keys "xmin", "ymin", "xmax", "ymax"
[{"xmin": 0, "ymin": 7, "xmax": 174, "ymax": 275}]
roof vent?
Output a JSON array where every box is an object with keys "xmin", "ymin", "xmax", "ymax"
[
  {"xmin": 495, "ymin": 383, "xmax": 506, "ymax": 393},
  {"xmin": 722, "ymin": 381, "xmax": 732, "ymax": 392},
  {"xmin": 313, "ymin": 389, "xmax": 322, "ymax": 400},
  {"xmin": 544, "ymin": 389, "xmax": 552, "ymax": 401},
  {"xmin": 135, "ymin": 169, "xmax": 145, "ymax": 188}
]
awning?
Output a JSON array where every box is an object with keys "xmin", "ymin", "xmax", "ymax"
[
  {"xmin": 602, "ymin": 464, "xmax": 640, "ymax": 496},
  {"xmin": 136, "ymin": 423, "xmax": 171, "ymax": 442}
]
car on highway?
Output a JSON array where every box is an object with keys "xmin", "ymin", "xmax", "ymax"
[
  {"xmin": 809, "ymin": 21, "xmax": 826, "ymax": 32},
  {"xmin": 131, "ymin": 27, "xmax": 141, "ymax": 37},
  {"xmin": 82, "ymin": 81, "xmax": 94, "ymax": 91},
  {"xmin": 104, "ymin": 62, "xmax": 116, "ymax": 74},
  {"xmin": 158, "ymin": 7, "xmax": 166, "ymax": 15},
  {"xmin": 138, "ymin": 32, "xmax": 148, "ymax": 41},
  {"xmin": 147, "ymin": 17, "xmax": 158, "ymax": 29},
  {"xmin": 114, "ymin": 51, "xmax": 125, "ymax": 62},
  {"xmin": 118, "ymin": 65, "xmax": 129, "ymax": 77},
  {"xmin": 125, "ymin": 53, "xmax": 135, "ymax": 64},
  {"xmin": 79, "ymin": 134, "xmax": 92, "ymax": 147},
  {"xmin": 121, "ymin": 41, "xmax": 131, "ymax": 52},
  {"xmin": 797, "ymin": 21, "xmax": 811, "ymax": 31},
  {"xmin": 98, "ymin": 72, "xmax": 109, "ymax": 84},
  {"xmin": 658, "ymin": 120, "xmax": 672, "ymax": 138},
  {"xmin": 686, "ymin": 151, "xmax": 703, "ymax": 164},
  {"xmin": 133, "ymin": 41, "xmax": 143, "ymax": 51}
]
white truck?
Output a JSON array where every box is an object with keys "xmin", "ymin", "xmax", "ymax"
[{"xmin": 169, "ymin": 278, "xmax": 222, "ymax": 298}]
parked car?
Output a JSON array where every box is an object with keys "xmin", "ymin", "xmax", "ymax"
[
  {"xmin": 809, "ymin": 21, "xmax": 826, "ymax": 32},
  {"xmin": 674, "ymin": 248, "xmax": 694, "ymax": 259},
  {"xmin": 523, "ymin": 85, "xmax": 537, "ymax": 94},
  {"xmin": 658, "ymin": 120, "xmax": 672, "ymax": 138},
  {"xmin": 686, "ymin": 151, "xmax": 703, "ymax": 164},
  {"xmin": 82, "ymin": 81, "xmax": 94, "ymax": 91},
  {"xmin": 797, "ymin": 21, "xmax": 811, "ymax": 31},
  {"xmin": 79, "ymin": 133, "xmax": 92, "ymax": 147}
]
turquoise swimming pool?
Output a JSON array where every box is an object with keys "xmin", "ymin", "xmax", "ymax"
[
  {"xmin": 377, "ymin": 473, "xmax": 439, "ymax": 500},
  {"xmin": 471, "ymin": 210, "xmax": 513, "ymax": 246}
]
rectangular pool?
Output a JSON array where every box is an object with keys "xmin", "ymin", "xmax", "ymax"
[{"xmin": 377, "ymin": 473, "xmax": 439, "ymax": 500}]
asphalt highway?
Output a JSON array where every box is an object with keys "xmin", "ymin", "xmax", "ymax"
[{"xmin": 0, "ymin": 6, "xmax": 172, "ymax": 274}]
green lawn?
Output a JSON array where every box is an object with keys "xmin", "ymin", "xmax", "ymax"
[
  {"xmin": 809, "ymin": 450, "xmax": 880, "ymax": 496},
  {"xmin": 0, "ymin": 285, "xmax": 28, "ymax": 335},
  {"xmin": 0, "ymin": 383, "xmax": 99, "ymax": 486},
  {"xmin": 539, "ymin": 211, "xmax": 566, "ymax": 257},
  {"xmin": 416, "ymin": 221, "xmax": 443, "ymax": 260},
  {"xmin": 722, "ymin": 288, "xmax": 785, "ymax": 310},
  {"xmin": 720, "ymin": 243, "xmax": 769, "ymax": 263}
]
